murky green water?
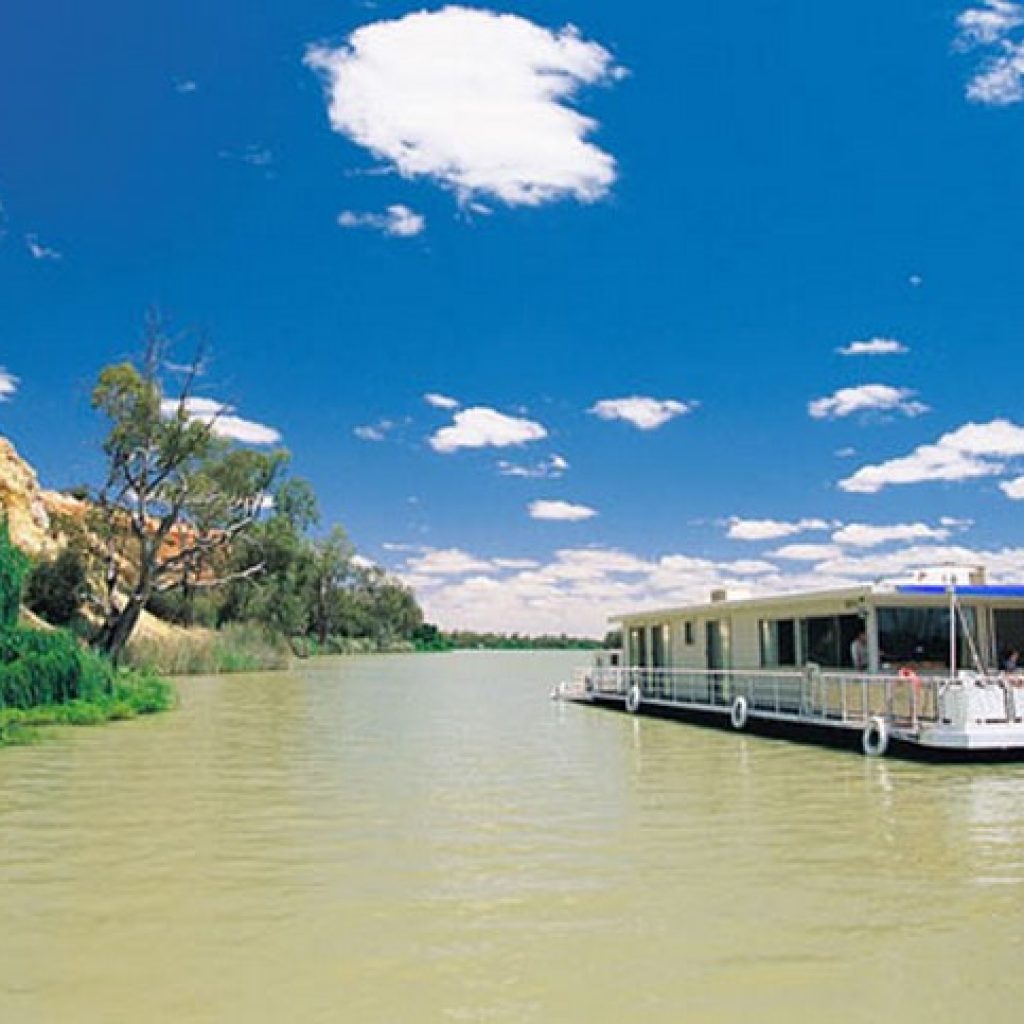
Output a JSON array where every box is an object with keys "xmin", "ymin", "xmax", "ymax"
[{"xmin": 3, "ymin": 651, "xmax": 1024, "ymax": 1022}]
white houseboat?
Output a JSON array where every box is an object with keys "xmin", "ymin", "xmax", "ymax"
[{"xmin": 558, "ymin": 567, "xmax": 1024, "ymax": 759}]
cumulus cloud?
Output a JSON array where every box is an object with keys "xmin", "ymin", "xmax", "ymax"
[
  {"xmin": 424, "ymin": 392, "xmax": 459, "ymax": 410},
  {"xmin": 497, "ymin": 453, "xmax": 568, "ymax": 479},
  {"xmin": 837, "ymin": 337, "xmax": 908, "ymax": 357},
  {"xmin": 338, "ymin": 204, "xmax": 425, "ymax": 238},
  {"xmin": 839, "ymin": 418, "xmax": 1024, "ymax": 493},
  {"xmin": 25, "ymin": 234, "xmax": 61, "ymax": 261},
  {"xmin": 769, "ymin": 543, "xmax": 844, "ymax": 561},
  {"xmin": 727, "ymin": 517, "xmax": 830, "ymax": 541},
  {"xmin": 589, "ymin": 396, "xmax": 694, "ymax": 430},
  {"xmin": 429, "ymin": 406, "xmax": 547, "ymax": 453},
  {"xmin": 831, "ymin": 522, "xmax": 952, "ymax": 548},
  {"xmin": 160, "ymin": 396, "xmax": 281, "ymax": 446},
  {"xmin": 1000, "ymin": 476, "xmax": 1024, "ymax": 499},
  {"xmin": 305, "ymin": 6, "xmax": 622, "ymax": 207},
  {"xmin": 407, "ymin": 548, "xmax": 495, "ymax": 575},
  {"xmin": 956, "ymin": 2, "xmax": 1024, "ymax": 104},
  {"xmin": 808, "ymin": 384, "xmax": 928, "ymax": 420},
  {"xmin": 528, "ymin": 499, "xmax": 597, "ymax": 522},
  {"xmin": 0, "ymin": 368, "xmax": 18, "ymax": 401},
  {"xmin": 394, "ymin": 537, "xmax": 1024, "ymax": 636}
]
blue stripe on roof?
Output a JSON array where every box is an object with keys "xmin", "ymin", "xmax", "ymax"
[{"xmin": 895, "ymin": 585, "xmax": 1024, "ymax": 597}]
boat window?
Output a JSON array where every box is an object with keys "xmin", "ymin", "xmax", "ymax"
[
  {"xmin": 651, "ymin": 625, "xmax": 668, "ymax": 668},
  {"xmin": 876, "ymin": 606, "xmax": 977, "ymax": 669},
  {"xmin": 759, "ymin": 619, "xmax": 797, "ymax": 667},
  {"xmin": 684, "ymin": 621, "xmax": 694, "ymax": 645},
  {"xmin": 629, "ymin": 627, "xmax": 647, "ymax": 668},
  {"xmin": 799, "ymin": 614, "xmax": 862, "ymax": 668},
  {"xmin": 994, "ymin": 609, "xmax": 1024, "ymax": 666}
]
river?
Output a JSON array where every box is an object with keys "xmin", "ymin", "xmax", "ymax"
[{"xmin": 2, "ymin": 651, "xmax": 1024, "ymax": 1022}]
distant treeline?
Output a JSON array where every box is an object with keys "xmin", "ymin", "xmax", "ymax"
[{"xmin": 412, "ymin": 624, "xmax": 601, "ymax": 652}]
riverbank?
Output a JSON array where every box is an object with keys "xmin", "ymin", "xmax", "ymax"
[{"xmin": 0, "ymin": 669, "xmax": 174, "ymax": 747}]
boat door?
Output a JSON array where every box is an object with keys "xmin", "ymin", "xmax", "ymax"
[{"xmin": 706, "ymin": 620, "xmax": 731, "ymax": 703}]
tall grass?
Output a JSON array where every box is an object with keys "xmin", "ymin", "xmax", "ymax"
[{"xmin": 124, "ymin": 621, "xmax": 291, "ymax": 675}]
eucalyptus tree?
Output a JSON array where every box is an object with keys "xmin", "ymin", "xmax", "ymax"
[{"xmin": 90, "ymin": 321, "xmax": 285, "ymax": 661}]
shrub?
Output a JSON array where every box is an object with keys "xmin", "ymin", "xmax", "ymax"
[
  {"xmin": 0, "ymin": 517, "xmax": 28, "ymax": 628},
  {"xmin": 0, "ymin": 626, "xmax": 115, "ymax": 709},
  {"xmin": 25, "ymin": 549, "xmax": 89, "ymax": 626},
  {"xmin": 123, "ymin": 621, "xmax": 291, "ymax": 675}
]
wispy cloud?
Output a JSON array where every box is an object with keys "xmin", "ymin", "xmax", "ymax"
[
  {"xmin": 173, "ymin": 78, "xmax": 198, "ymax": 94},
  {"xmin": 354, "ymin": 419, "xmax": 397, "ymax": 441},
  {"xmin": 727, "ymin": 517, "xmax": 830, "ymax": 541},
  {"xmin": 831, "ymin": 522, "xmax": 952, "ymax": 548},
  {"xmin": 808, "ymin": 384, "xmax": 928, "ymax": 420},
  {"xmin": 955, "ymin": 2, "xmax": 1024, "ymax": 104},
  {"xmin": 429, "ymin": 406, "xmax": 547, "ymax": 453},
  {"xmin": 589, "ymin": 396, "xmax": 695, "ymax": 430},
  {"xmin": 840, "ymin": 418, "xmax": 1024, "ymax": 493},
  {"xmin": 219, "ymin": 145, "xmax": 274, "ymax": 168},
  {"xmin": 339, "ymin": 204, "xmax": 425, "ymax": 238},
  {"xmin": 836, "ymin": 337, "xmax": 908, "ymax": 357},
  {"xmin": 305, "ymin": 7, "xmax": 623, "ymax": 207},
  {"xmin": 0, "ymin": 368, "xmax": 18, "ymax": 401},
  {"xmin": 528, "ymin": 499, "xmax": 597, "ymax": 522},
  {"xmin": 424, "ymin": 392, "xmax": 459, "ymax": 410},
  {"xmin": 25, "ymin": 234, "xmax": 62, "ymax": 261},
  {"xmin": 497, "ymin": 454, "xmax": 568, "ymax": 479},
  {"xmin": 769, "ymin": 543, "xmax": 844, "ymax": 561},
  {"xmin": 160, "ymin": 396, "xmax": 281, "ymax": 446}
]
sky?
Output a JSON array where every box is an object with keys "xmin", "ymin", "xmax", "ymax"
[{"xmin": 4, "ymin": 1, "xmax": 1024, "ymax": 635}]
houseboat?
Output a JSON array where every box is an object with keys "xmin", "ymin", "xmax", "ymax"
[{"xmin": 556, "ymin": 567, "xmax": 1024, "ymax": 759}]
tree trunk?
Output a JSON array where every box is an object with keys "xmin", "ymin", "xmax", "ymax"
[{"xmin": 95, "ymin": 594, "xmax": 147, "ymax": 664}]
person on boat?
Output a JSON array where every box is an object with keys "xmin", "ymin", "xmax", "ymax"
[
  {"xmin": 851, "ymin": 630, "xmax": 869, "ymax": 671},
  {"xmin": 1003, "ymin": 649, "xmax": 1021, "ymax": 673}
]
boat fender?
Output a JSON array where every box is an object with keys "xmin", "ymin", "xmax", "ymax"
[
  {"xmin": 625, "ymin": 684, "xmax": 641, "ymax": 714},
  {"xmin": 898, "ymin": 666, "xmax": 922, "ymax": 694},
  {"xmin": 862, "ymin": 716, "xmax": 889, "ymax": 757},
  {"xmin": 729, "ymin": 696, "xmax": 749, "ymax": 730}
]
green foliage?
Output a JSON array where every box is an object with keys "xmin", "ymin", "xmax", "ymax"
[
  {"xmin": 413, "ymin": 628, "xmax": 601, "ymax": 652},
  {"xmin": 0, "ymin": 518, "xmax": 29, "ymax": 628},
  {"xmin": 0, "ymin": 626, "xmax": 115, "ymax": 709},
  {"xmin": 25, "ymin": 548, "xmax": 89, "ymax": 626}
]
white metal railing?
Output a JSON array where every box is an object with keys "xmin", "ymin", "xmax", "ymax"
[{"xmin": 570, "ymin": 665, "xmax": 1024, "ymax": 731}]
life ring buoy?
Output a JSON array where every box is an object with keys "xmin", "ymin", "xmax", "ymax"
[
  {"xmin": 625, "ymin": 684, "xmax": 641, "ymax": 714},
  {"xmin": 862, "ymin": 715, "xmax": 889, "ymax": 757},
  {"xmin": 730, "ymin": 695, "xmax": 749, "ymax": 730}
]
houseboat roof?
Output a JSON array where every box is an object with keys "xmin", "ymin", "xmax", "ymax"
[{"xmin": 611, "ymin": 581, "xmax": 1024, "ymax": 625}]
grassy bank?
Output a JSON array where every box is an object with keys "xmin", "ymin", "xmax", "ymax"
[
  {"xmin": 0, "ymin": 626, "xmax": 175, "ymax": 747},
  {"xmin": 124, "ymin": 621, "xmax": 291, "ymax": 675},
  {"xmin": 0, "ymin": 670, "xmax": 174, "ymax": 746}
]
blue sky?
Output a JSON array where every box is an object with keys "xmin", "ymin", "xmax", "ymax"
[{"xmin": 4, "ymin": 1, "xmax": 1024, "ymax": 633}]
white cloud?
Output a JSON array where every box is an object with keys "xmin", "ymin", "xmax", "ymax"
[
  {"xmin": 831, "ymin": 522, "xmax": 952, "ymax": 548},
  {"xmin": 25, "ymin": 234, "xmax": 61, "ymax": 261},
  {"xmin": 429, "ymin": 406, "xmax": 547, "ymax": 453},
  {"xmin": 956, "ymin": 1, "xmax": 1024, "ymax": 47},
  {"xmin": 808, "ymin": 384, "xmax": 928, "ymax": 420},
  {"xmin": 839, "ymin": 418, "xmax": 1024, "ymax": 493},
  {"xmin": 769, "ymin": 543, "xmax": 844, "ymax": 561},
  {"xmin": 837, "ymin": 337, "xmax": 908, "ymax": 357},
  {"xmin": 528, "ymin": 499, "xmax": 597, "ymax": 522},
  {"xmin": 1000, "ymin": 476, "xmax": 1024, "ymax": 499},
  {"xmin": 305, "ymin": 7, "xmax": 622, "ymax": 207},
  {"xmin": 424, "ymin": 392, "xmax": 459, "ymax": 410},
  {"xmin": 174, "ymin": 78, "xmax": 198, "ymax": 94},
  {"xmin": 0, "ymin": 368, "xmax": 17, "ymax": 401},
  {"xmin": 956, "ymin": 3, "xmax": 1024, "ymax": 104},
  {"xmin": 399, "ymin": 538, "xmax": 1024, "ymax": 636},
  {"xmin": 589, "ymin": 396, "xmax": 694, "ymax": 430},
  {"xmin": 339, "ymin": 204, "xmax": 425, "ymax": 238},
  {"xmin": 160, "ymin": 396, "xmax": 281, "ymax": 446},
  {"xmin": 354, "ymin": 419, "xmax": 396, "ymax": 441},
  {"xmin": 727, "ymin": 517, "xmax": 830, "ymax": 541},
  {"xmin": 497, "ymin": 453, "xmax": 568, "ymax": 479},
  {"xmin": 407, "ymin": 548, "xmax": 495, "ymax": 575}
]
